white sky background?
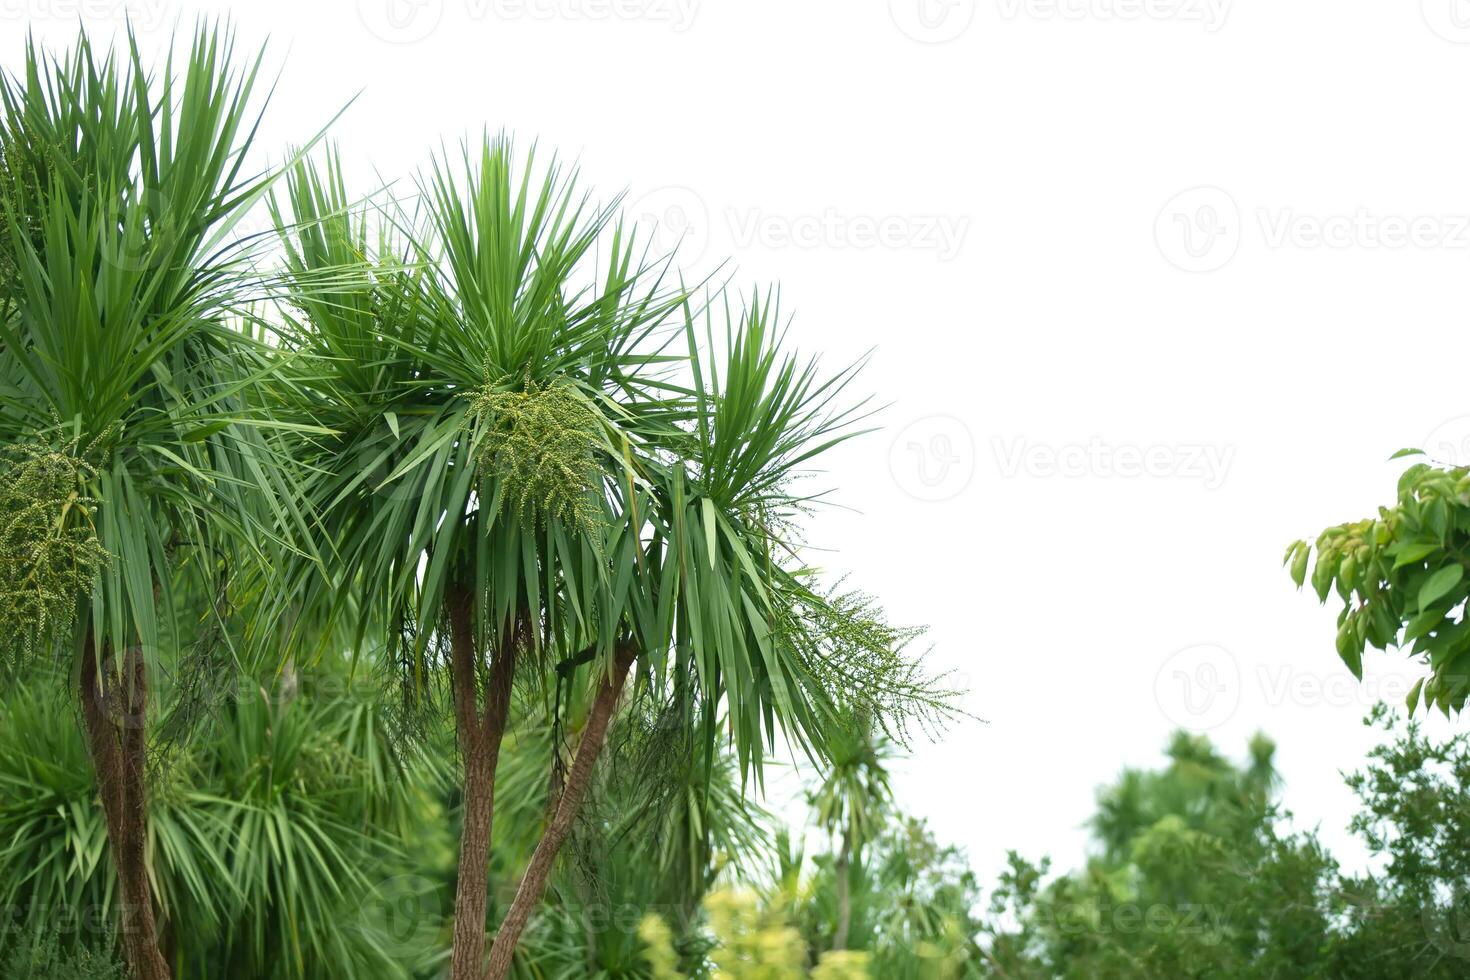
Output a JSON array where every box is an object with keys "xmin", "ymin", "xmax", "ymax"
[{"xmin": 11, "ymin": 0, "xmax": 1470, "ymax": 887}]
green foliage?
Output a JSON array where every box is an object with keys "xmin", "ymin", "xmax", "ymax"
[
  {"xmin": 794, "ymin": 816, "xmax": 982, "ymax": 978},
  {"xmin": 1087, "ymin": 730, "xmax": 1278, "ymax": 863},
  {"xmin": 0, "ymin": 126, "xmax": 38, "ymax": 304},
  {"xmin": 1287, "ymin": 457, "xmax": 1470, "ymax": 713},
  {"xmin": 0, "ymin": 930, "xmax": 126, "ymax": 980},
  {"xmin": 480, "ymin": 698, "xmax": 772, "ymax": 978},
  {"xmin": 0, "ymin": 663, "xmax": 445, "ymax": 979},
  {"xmin": 0, "ymin": 440, "xmax": 109, "ymax": 670},
  {"xmin": 809, "ymin": 724, "xmax": 892, "ymax": 857},
  {"xmin": 257, "ymin": 137, "xmax": 968, "ymax": 980},
  {"xmin": 0, "ymin": 24, "xmax": 947, "ymax": 980},
  {"xmin": 266, "ymin": 139, "xmax": 677, "ymax": 679},
  {"xmin": 0, "ymin": 30, "xmax": 327, "ymax": 976},
  {"xmin": 781, "ymin": 588, "xmax": 954, "ymax": 749}
]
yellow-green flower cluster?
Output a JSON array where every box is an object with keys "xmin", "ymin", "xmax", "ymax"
[
  {"xmin": 640, "ymin": 888, "xmax": 871, "ymax": 980},
  {"xmin": 637, "ymin": 914, "xmax": 684, "ymax": 980},
  {"xmin": 0, "ymin": 443, "xmax": 109, "ymax": 669},
  {"xmin": 469, "ymin": 379, "xmax": 605, "ymax": 535},
  {"xmin": 704, "ymin": 888, "xmax": 807, "ymax": 979},
  {"xmin": 810, "ymin": 951, "xmax": 871, "ymax": 980}
]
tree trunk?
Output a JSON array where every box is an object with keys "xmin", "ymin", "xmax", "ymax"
[
  {"xmin": 833, "ymin": 829, "xmax": 852, "ymax": 951},
  {"xmin": 448, "ymin": 585, "xmax": 518, "ymax": 980},
  {"xmin": 482, "ymin": 645, "xmax": 635, "ymax": 980},
  {"xmin": 79, "ymin": 637, "xmax": 171, "ymax": 980}
]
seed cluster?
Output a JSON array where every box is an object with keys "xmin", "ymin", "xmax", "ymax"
[
  {"xmin": 0, "ymin": 443, "xmax": 110, "ymax": 669},
  {"xmin": 469, "ymin": 379, "xmax": 605, "ymax": 535}
]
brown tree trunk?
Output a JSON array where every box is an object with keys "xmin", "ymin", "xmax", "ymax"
[
  {"xmin": 483, "ymin": 645, "xmax": 636, "ymax": 980},
  {"xmin": 833, "ymin": 829, "xmax": 852, "ymax": 951},
  {"xmin": 79, "ymin": 637, "xmax": 170, "ymax": 980},
  {"xmin": 448, "ymin": 585, "xmax": 518, "ymax": 980}
]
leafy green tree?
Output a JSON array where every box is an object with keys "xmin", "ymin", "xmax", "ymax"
[
  {"xmin": 976, "ymin": 717, "xmax": 1470, "ymax": 978},
  {"xmin": 1087, "ymin": 731, "xmax": 1278, "ymax": 864},
  {"xmin": 1327, "ymin": 706, "xmax": 1470, "ymax": 978},
  {"xmin": 0, "ymin": 28, "xmax": 311, "ymax": 979},
  {"xmin": 982, "ymin": 732, "xmax": 1336, "ymax": 979},
  {"xmin": 268, "ymin": 145, "xmax": 954, "ymax": 978},
  {"xmin": 1286, "ymin": 454, "xmax": 1470, "ymax": 714}
]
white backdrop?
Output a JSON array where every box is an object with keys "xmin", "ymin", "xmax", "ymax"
[{"xmin": 9, "ymin": 0, "xmax": 1470, "ymax": 884}]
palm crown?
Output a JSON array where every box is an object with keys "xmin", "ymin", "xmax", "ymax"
[{"xmin": 267, "ymin": 139, "xmax": 923, "ymax": 770}]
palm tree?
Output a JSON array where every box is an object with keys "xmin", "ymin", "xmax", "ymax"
[
  {"xmin": 269, "ymin": 138, "xmax": 955, "ymax": 978},
  {"xmin": 810, "ymin": 721, "xmax": 897, "ymax": 951},
  {"xmin": 267, "ymin": 142, "xmax": 687, "ymax": 979},
  {"xmin": 0, "ymin": 27, "xmax": 310, "ymax": 979}
]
